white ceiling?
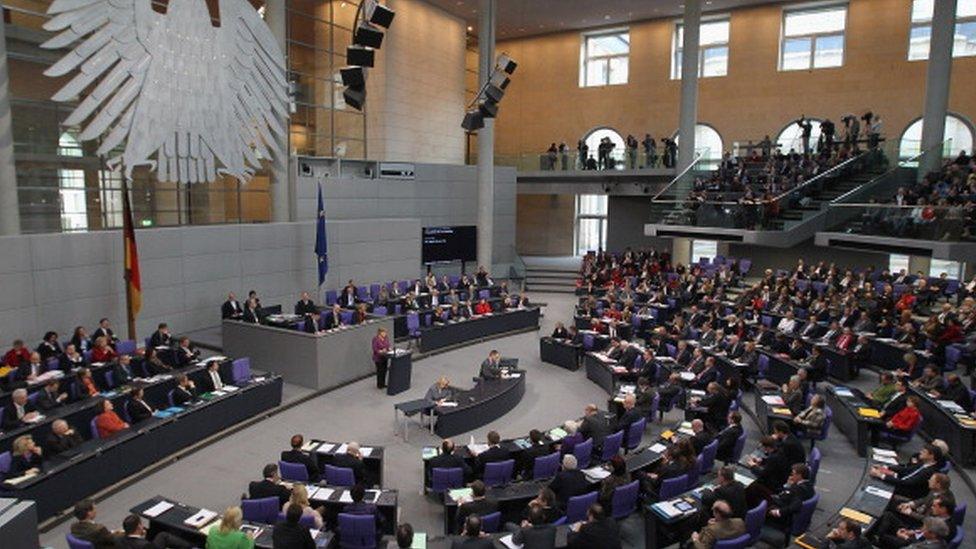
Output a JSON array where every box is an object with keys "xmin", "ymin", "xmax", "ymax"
[{"xmin": 421, "ymin": 0, "xmax": 803, "ymax": 39}]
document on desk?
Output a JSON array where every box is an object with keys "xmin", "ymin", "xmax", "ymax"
[
  {"xmin": 762, "ymin": 395, "xmax": 786, "ymax": 406},
  {"xmin": 857, "ymin": 407, "xmax": 882, "ymax": 419},
  {"xmin": 548, "ymin": 427, "xmax": 568, "ymax": 441},
  {"xmin": 335, "ymin": 444, "xmax": 348, "ymax": 454},
  {"xmin": 222, "ymin": 385, "xmax": 239, "ymax": 392},
  {"xmin": 302, "ymin": 440, "xmax": 318, "ymax": 452},
  {"xmin": 338, "ymin": 491, "xmax": 354, "ymax": 503},
  {"xmin": 365, "ymin": 490, "xmax": 381, "ymax": 504},
  {"xmin": 3, "ymin": 470, "xmax": 39, "ymax": 485},
  {"xmin": 316, "ymin": 442, "xmax": 336, "ymax": 454},
  {"xmin": 865, "ymin": 486, "xmax": 894, "ymax": 499},
  {"xmin": 839, "ymin": 507, "xmax": 873, "ymax": 525},
  {"xmin": 360, "ymin": 447, "xmax": 373, "ymax": 457},
  {"xmin": 142, "ymin": 500, "xmax": 174, "ymax": 518},
  {"xmin": 733, "ymin": 472, "xmax": 755, "ymax": 487},
  {"xmin": 184, "ymin": 509, "xmax": 218, "ymax": 528},
  {"xmin": 499, "ymin": 534, "xmax": 523, "ymax": 549},
  {"xmin": 583, "ymin": 466, "xmax": 611, "ymax": 481},
  {"xmin": 653, "ymin": 500, "xmax": 687, "ymax": 519},
  {"xmin": 679, "ymin": 371, "xmax": 696, "ymax": 381},
  {"xmin": 467, "ymin": 443, "xmax": 490, "ymax": 455},
  {"xmin": 937, "ymin": 400, "xmax": 965, "ymax": 413},
  {"xmin": 834, "ymin": 387, "xmax": 854, "ymax": 397},
  {"xmin": 309, "ymin": 487, "xmax": 334, "ymax": 501},
  {"xmin": 649, "ymin": 443, "xmax": 668, "ymax": 453}
]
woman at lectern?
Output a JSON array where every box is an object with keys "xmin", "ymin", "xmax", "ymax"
[{"xmin": 372, "ymin": 327, "xmax": 391, "ymax": 390}]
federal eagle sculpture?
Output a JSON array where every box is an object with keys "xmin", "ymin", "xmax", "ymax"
[{"xmin": 42, "ymin": 0, "xmax": 288, "ymax": 184}]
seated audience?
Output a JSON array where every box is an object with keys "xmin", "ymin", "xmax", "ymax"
[
  {"xmin": 36, "ymin": 379, "xmax": 68, "ymax": 411},
  {"xmin": 249, "ymin": 463, "xmax": 292, "ymax": 506},
  {"xmin": 2, "ymin": 388, "xmax": 39, "ymax": 429},
  {"xmin": 474, "ymin": 430, "xmax": 510, "ymax": 476},
  {"xmin": 126, "ymin": 386, "xmax": 155, "ymax": 424},
  {"xmin": 870, "ymin": 443, "xmax": 942, "ymax": 500},
  {"xmin": 689, "ymin": 499, "xmax": 746, "ymax": 549},
  {"xmin": 281, "ymin": 483, "xmax": 324, "ymax": 529},
  {"xmin": 205, "ymin": 506, "xmax": 255, "ymax": 549},
  {"xmin": 95, "ymin": 398, "xmax": 129, "ymax": 438},
  {"xmin": 91, "ymin": 337, "xmax": 118, "ymax": 363},
  {"xmin": 715, "ymin": 411, "xmax": 744, "ymax": 463},
  {"xmin": 452, "ymin": 515, "xmax": 493, "ymax": 549},
  {"xmin": 548, "ymin": 455, "xmax": 589, "ymax": 509},
  {"xmin": 825, "ymin": 519, "xmax": 871, "ymax": 549},
  {"xmin": 8, "ymin": 434, "xmax": 43, "ymax": 478},
  {"xmin": 118, "ymin": 514, "xmax": 192, "ymax": 548},
  {"xmin": 511, "ymin": 505, "xmax": 557, "ymax": 549},
  {"xmin": 171, "ymin": 374, "xmax": 197, "ymax": 406},
  {"xmin": 46, "ymin": 419, "xmax": 83, "ymax": 455},
  {"xmin": 272, "ymin": 504, "xmax": 316, "ymax": 549},
  {"xmin": 342, "ymin": 484, "xmax": 384, "ymax": 542},
  {"xmin": 456, "ymin": 480, "xmax": 498, "ymax": 531},
  {"xmin": 566, "ymin": 504, "xmax": 622, "ymax": 549},
  {"xmin": 70, "ymin": 499, "xmax": 121, "ymax": 549},
  {"xmin": 793, "ymin": 394, "xmax": 827, "ymax": 438},
  {"xmin": 281, "ymin": 434, "xmax": 320, "ymax": 482}
]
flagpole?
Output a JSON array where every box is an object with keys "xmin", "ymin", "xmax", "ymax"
[{"xmin": 122, "ymin": 177, "xmax": 137, "ymax": 341}]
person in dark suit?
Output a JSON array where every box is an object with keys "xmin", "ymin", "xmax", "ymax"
[
  {"xmin": 451, "ymin": 515, "xmax": 495, "ymax": 549},
  {"xmin": 693, "ymin": 382, "xmax": 731, "ymax": 432},
  {"xmin": 221, "ymin": 292, "xmax": 243, "ymax": 320},
  {"xmin": 772, "ymin": 420, "xmax": 806, "ymax": 466},
  {"xmin": 281, "ymin": 434, "xmax": 320, "ymax": 482},
  {"xmin": 684, "ymin": 419, "xmax": 714, "ymax": 455},
  {"xmin": 333, "ymin": 442, "xmax": 368, "ymax": 486},
  {"xmin": 70, "ymin": 499, "xmax": 121, "ymax": 549},
  {"xmin": 341, "ymin": 484, "xmax": 384, "ymax": 543},
  {"xmin": 475, "ymin": 431, "xmax": 510, "ymax": 476},
  {"xmin": 37, "ymin": 331, "xmax": 63, "ymax": 362},
  {"xmin": 479, "ymin": 350, "xmax": 503, "ymax": 380},
  {"xmin": 614, "ymin": 394, "xmax": 643, "ymax": 438},
  {"xmin": 126, "ymin": 386, "xmax": 155, "ymax": 424},
  {"xmin": 294, "ymin": 291, "xmax": 318, "ymax": 316},
  {"xmin": 323, "ymin": 304, "xmax": 343, "ymax": 330},
  {"xmin": 249, "ymin": 463, "xmax": 292, "ymax": 506},
  {"xmin": 171, "ymin": 374, "xmax": 197, "ymax": 406},
  {"xmin": 149, "ymin": 323, "xmax": 172, "ymax": 349},
  {"xmin": 456, "ymin": 480, "xmax": 498, "ymax": 530},
  {"xmin": 174, "ymin": 337, "xmax": 200, "ymax": 368},
  {"xmin": 60, "ymin": 343, "xmax": 88, "ymax": 373},
  {"xmin": 760, "ymin": 464, "xmax": 816, "ymax": 545},
  {"xmin": 8, "ymin": 434, "xmax": 43, "ymax": 478},
  {"xmin": 547, "ymin": 455, "xmax": 590, "ymax": 509},
  {"xmin": 200, "ymin": 361, "xmax": 226, "ymax": 392},
  {"xmin": 700, "ymin": 466, "xmax": 748, "ymax": 521},
  {"xmin": 118, "ymin": 514, "xmax": 192, "ymax": 548},
  {"xmin": 745, "ymin": 436, "xmax": 792, "ymax": 506},
  {"xmin": 36, "ymin": 379, "xmax": 68, "ymax": 411},
  {"xmin": 869, "ymin": 443, "xmax": 942, "ymax": 500},
  {"xmin": 567, "ymin": 504, "xmax": 622, "ymax": 549},
  {"xmin": 512, "ymin": 505, "xmax": 557, "ymax": 549},
  {"xmin": 2, "ymin": 389, "xmax": 39, "ymax": 430},
  {"xmin": 715, "ymin": 411, "xmax": 744, "ymax": 463},
  {"xmin": 579, "ymin": 404, "xmax": 610, "ymax": 450},
  {"xmin": 272, "ymin": 504, "xmax": 316, "ymax": 549},
  {"xmin": 243, "ymin": 298, "xmax": 261, "ymax": 324},
  {"xmin": 45, "ymin": 419, "xmax": 83, "ymax": 455},
  {"xmin": 92, "ymin": 319, "xmax": 119, "ymax": 349},
  {"xmin": 428, "ymin": 439, "xmax": 473, "ymax": 482},
  {"xmin": 303, "ymin": 311, "xmax": 323, "ymax": 334},
  {"xmin": 519, "ymin": 429, "xmax": 553, "ymax": 479},
  {"xmin": 111, "ymin": 354, "xmax": 137, "ymax": 386}
]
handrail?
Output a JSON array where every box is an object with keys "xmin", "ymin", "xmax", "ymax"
[
  {"xmin": 650, "ymin": 151, "xmax": 704, "ymax": 202},
  {"xmin": 827, "ymin": 203, "xmax": 963, "ymax": 209},
  {"xmin": 828, "ymin": 139, "xmax": 948, "ymax": 205},
  {"xmin": 767, "ymin": 152, "xmax": 865, "ymax": 204}
]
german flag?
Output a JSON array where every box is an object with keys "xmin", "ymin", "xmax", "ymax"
[{"xmin": 122, "ymin": 183, "xmax": 142, "ymax": 317}]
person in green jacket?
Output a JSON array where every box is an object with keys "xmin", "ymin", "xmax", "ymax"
[
  {"xmin": 206, "ymin": 506, "xmax": 255, "ymax": 549},
  {"xmin": 869, "ymin": 372, "xmax": 897, "ymax": 407}
]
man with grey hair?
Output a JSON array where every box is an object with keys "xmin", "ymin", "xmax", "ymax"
[
  {"xmin": 907, "ymin": 516, "xmax": 949, "ymax": 548},
  {"xmin": 332, "ymin": 441, "xmax": 367, "ymax": 486},
  {"xmin": 548, "ymin": 454, "xmax": 589, "ymax": 508},
  {"xmin": 2, "ymin": 388, "xmax": 38, "ymax": 430},
  {"xmin": 46, "ymin": 419, "xmax": 83, "ymax": 455}
]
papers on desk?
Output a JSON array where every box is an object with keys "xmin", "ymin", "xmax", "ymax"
[
  {"xmin": 653, "ymin": 498, "xmax": 696, "ymax": 519},
  {"xmin": 222, "ymin": 385, "xmax": 239, "ymax": 392},
  {"xmin": 301, "ymin": 440, "xmax": 318, "ymax": 452},
  {"xmin": 316, "ymin": 443, "xmax": 336, "ymax": 454},
  {"xmin": 762, "ymin": 395, "xmax": 786, "ymax": 406},
  {"xmin": 501, "ymin": 372, "xmax": 522, "ymax": 379},
  {"xmin": 448, "ymin": 487, "xmax": 473, "ymax": 503},
  {"xmin": 772, "ymin": 407, "xmax": 793, "ymax": 416},
  {"xmin": 871, "ymin": 448, "xmax": 898, "ymax": 465},
  {"xmin": 21, "ymin": 414, "xmax": 45, "ymax": 424},
  {"xmin": 467, "ymin": 443, "xmax": 490, "ymax": 455},
  {"xmin": 142, "ymin": 500, "xmax": 174, "ymax": 518},
  {"xmin": 611, "ymin": 366, "xmax": 628, "ymax": 374},
  {"xmin": 733, "ymin": 472, "xmax": 755, "ymax": 487},
  {"xmin": 335, "ymin": 444, "xmax": 348, "ymax": 454},
  {"xmin": 956, "ymin": 415, "xmax": 976, "ymax": 427},
  {"xmin": 360, "ymin": 447, "xmax": 374, "ymax": 457},
  {"xmin": 582, "ymin": 466, "xmax": 611, "ymax": 481},
  {"xmin": 437, "ymin": 401, "xmax": 459, "ymax": 408},
  {"xmin": 203, "ymin": 356, "xmax": 228, "ymax": 363},
  {"xmin": 864, "ymin": 486, "xmax": 894, "ymax": 499},
  {"xmin": 857, "ymin": 407, "xmax": 882, "ymax": 419},
  {"xmin": 308, "ymin": 486, "xmax": 334, "ymax": 500},
  {"xmin": 499, "ymin": 534, "xmax": 523, "ymax": 549},
  {"xmin": 872, "ymin": 447, "xmax": 897, "ymax": 457},
  {"xmin": 677, "ymin": 422, "xmax": 695, "ymax": 436},
  {"xmin": 872, "ymin": 454, "xmax": 899, "ymax": 465},
  {"xmin": 422, "ymin": 447, "xmax": 438, "ymax": 460},
  {"xmin": 659, "ymin": 430, "xmax": 675, "ymax": 441},
  {"xmin": 184, "ymin": 508, "xmax": 218, "ymax": 528},
  {"xmin": 338, "ymin": 490, "xmax": 354, "ymax": 503},
  {"xmin": 548, "ymin": 428, "xmax": 568, "ymax": 441},
  {"xmin": 834, "ymin": 387, "xmax": 855, "ymax": 398},
  {"xmin": 240, "ymin": 525, "xmax": 264, "ymax": 539},
  {"xmin": 679, "ymin": 371, "xmax": 695, "ymax": 381},
  {"xmin": 649, "ymin": 443, "xmax": 668, "ymax": 453},
  {"xmin": 364, "ymin": 489, "xmax": 381, "ymax": 504},
  {"xmin": 2, "ymin": 470, "xmax": 39, "ymax": 485},
  {"xmin": 839, "ymin": 507, "xmax": 873, "ymax": 525},
  {"xmin": 938, "ymin": 400, "xmax": 966, "ymax": 413}
]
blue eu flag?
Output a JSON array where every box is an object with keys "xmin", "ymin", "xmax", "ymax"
[{"xmin": 315, "ymin": 185, "xmax": 328, "ymax": 286}]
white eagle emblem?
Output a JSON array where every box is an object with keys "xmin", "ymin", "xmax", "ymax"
[{"xmin": 42, "ymin": 0, "xmax": 288, "ymax": 184}]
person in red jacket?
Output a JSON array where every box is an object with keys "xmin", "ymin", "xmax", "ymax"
[
  {"xmin": 3, "ymin": 340, "xmax": 31, "ymax": 369},
  {"xmin": 90, "ymin": 337, "xmax": 118, "ymax": 364},
  {"xmin": 885, "ymin": 395, "xmax": 922, "ymax": 437},
  {"xmin": 94, "ymin": 398, "xmax": 129, "ymax": 439},
  {"xmin": 474, "ymin": 299, "xmax": 492, "ymax": 315}
]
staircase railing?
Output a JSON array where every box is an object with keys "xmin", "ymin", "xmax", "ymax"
[
  {"xmin": 650, "ymin": 151, "xmax": 706, "ymax": 202},
  {"xmin": 509, "ymin": 246, "xmax": 527, "ymax": 292}
]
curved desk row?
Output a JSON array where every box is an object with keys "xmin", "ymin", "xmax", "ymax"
[
  {"xmin": 433, "ymin": 374, "xmax": 527, "ymax": 438},
  {"xmin": 910, "ymin": 386, "xmax": 976, "ymax": 466},
  {"xmin": 418, "ymin": 308, "xmax": 541, "ymax": 353},
  {"xmin": 539, "ymin": 337, "xmax": 582, "ymax": 371},
  {"xmin": 2, "ymin": 376, "xmax": 283, "ymax": 522}
]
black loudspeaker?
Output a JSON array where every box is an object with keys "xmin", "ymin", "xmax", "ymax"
[
  {"xmin": 340, "ymin": 67, "xmax": 366, "ymax": 88},
  {"xmin": 368, "ymin": 3, "xmax": 396, "ymax": 28},
  {"xmin": 484, "ymin": 84, "xmax": 504, "ymax": 103},
  {"xmin": 462, "ymin": 110, "xmax": 485, "ymax": 131},
  {"xmin": 478, "ymin": 101, "xmax": 498, "ymax": 118},
  {"xmin": 490, "ymin": 71, "xmax": 510, "ymax": 90},
  {"xmin": 343, "ymin": 86, "xmax": 366, "ymax": 111},
  {"xmin": 347, "ymin": 45, "xmax": 375, "ymax": 67},
  {"xmin": 496, "ymin": 53, "xmax": 517, "ymax": 75},
  {"xmin": 354, "ymin": 23, "xmax": 384, "ymax": 49}
]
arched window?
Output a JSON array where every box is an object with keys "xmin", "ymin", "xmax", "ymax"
[
  {"xmin": 673, "ymin": 124, "xmax": 724, "ymax": 165},
  {"xmin": 57, "ymin": 132, "xmax": 88, "ymax": 231},
  {"xmin": 776, "ymin": 119, "xmax": 823, "ymax": 154},
  {"xmin": 583, "ymin": 127, "xmax": 625, "ymax": 168},
  {"xmin": 899, "ymin": 114, "xmax": 974, "ymax": 159}
]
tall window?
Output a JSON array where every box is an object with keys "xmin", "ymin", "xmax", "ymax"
[
  {"xmin": 58, "ymin": 132, "xmax": 88, "ymax": 232},
  {"xmin": 908, "ymin": 0, "xmax": 976, "ymax": 60},
  {"xmin": 691, "ymin": 240, "xmax": 718, "ymax": 264},
  {"xmin": 672, "ymin": 17, "xmax": 730, "ymax": 79},
  {"xmin": 930, "ymin": 259, "xmax": 964, "ymax": 279},
  {"xmin": 889, "ymin": 254, "xmax": 910, "ymax": 274},
  {"xmin": 575, "ymin": 195, "xmax": 608, "ymax": 256},
  {"xmin": 898, "ymin": 114, "xmax": 975, "ymax": 159},
  {"xmin": 776, "ymin": 119, "xmax": 824, "ymax": 153},
  {"xmin": 673, "ymin": 124, "xmax": 724, "ymax": 165},
  {"xmin": 584, "ymin": 127, "xmax": 625, "ymax": 168},
  {"xmin": 780, "ymin": 4, "xmax": 847, "ymax": 70},
  {"xmin": 579, "ymin": 30, "xmax": 630, "ymax": 87}
]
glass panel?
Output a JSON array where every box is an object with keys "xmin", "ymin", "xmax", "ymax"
[
  {"xmin": 929, "ymin": 259, "xmax": 962, "ymax": 278},
  {"xmin": 578, "ymin": 194, "xmax": 608, "ymax": 215},
  {"xmin": 776, "ymin": 119, "xmax": 823, "ymax": 154},
  {"xmin": 889, "ymin": 254, "xmax": 910, "ymax": 274},
  {"xmin": 784, "ymin": 7, "xmax": 847, "ymax": 36},
  {"xmin": 608, "ymin": 57, "xmax": 628, "ymax": 85},
  {"xmin": 586, "ymin": 58, "xmax": 607, "ymax": 86},
  {"xmin": 673, "ymin": 50, "xmax": 683, "ymax": 80},
  {"xmin": 782, "ymin": 37, "xmax": 812, "ymax": 70},
  {"xmin": 577, "ymin": 218, "xmax": 603, "ymax": 256},
  {"xmin": 702, "ymin": 46, "xmax": 729, "ymax": 77},
  {"xmin": 813, "ymin": 34, "xmax": 844, "ymax": 67},
  {"xmin": 588, "ymin": 33, "xmax": 630, "ymax": 56},
  {"xmin": 899, "ymin": 115, "xmax": 974, "ymax": 159},
  {"xmin": 909, "ymin": 25, "xmax": 931, "ymax": 60},
  {"xmin": 912, "ymin": 0, "xmax": 934, "ymax": 22},
  {"xmin": 955, "ymin": 21, "xmax": 976, "ymax": 57},
  {"xmin": 960, "ymin": 0, "xmax": 976, "ymax": 18},
  {"xmin": 700, "ymin": 20, "xmax": 730, "ymax": 45},
  {"xmin": 673, "ymin": 124, "xmax": 724, "ymax": 163}
]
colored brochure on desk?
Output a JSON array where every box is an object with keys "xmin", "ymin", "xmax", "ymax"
[
  {"xmin": 153, "ymin": 410, "xmax": 173, "ymax": 419},
  {"xmin": 448, "ymin": 487, "xmax": 473, "ymax": 502},
  {"xmin": 858, "ymin": 408, "xmax": 882, "ymax": 418},
  {"xmin": 184, "ymin": 509, "xmax": 218, "ymax": 528},
  {"xmin": 762, "ymin": 395, "xmax": 785, "ymax": 406},
  {"xmin": 772, "ymin": 407, "xmax": 793, "ymax": 416},
  {"xmin": 839, "ymin": 507, "xmax": 872, "ymax": 525},
  {"xmin": 142, "ymin": 500, "xmax": 174, "ymax": 518},
  {"xmin": 548, "ymin": 428, "xmax": 568, "ymax": 441},
  {"xmin": 499, "ymin": 534, "xmax": 522, "ymax": 549}
]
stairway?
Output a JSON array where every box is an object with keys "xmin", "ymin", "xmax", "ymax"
[{"xmin": 522, "ymin": 256, "xmax": 579, "ymax": 294}]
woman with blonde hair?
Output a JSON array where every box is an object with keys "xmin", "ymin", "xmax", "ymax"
[
  {"xmin": 281, "ymin": 484, "xmax": 324, "ymax": 528},
  {"xmin": 206, "ymin": 506, "xmax": 254, "ymax": 549}
]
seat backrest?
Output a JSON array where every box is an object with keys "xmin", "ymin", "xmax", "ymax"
[
  {"xmin": 566, "ymin": 492, "xmax": 598, "ymax": 523},
  {"xmin": 0, "ymin": 451, "xmax": 11, "ymax": 474},
  {"xmin": 953, "ymin": 502, "xmax": 966, "ymax": 526},
  {"xmin": 659, "ymin": 473, "xmax": 688, "ymax": 500},
  {"xmin": 714, "ymin": 532, "xmax": 751, "ymax": 549},
  {"xmin": 808, "ymin": 447, "xmax": 822, "ymax": 484},
  {"xmin": 480, "ymin": 511, "xmax": 501, "ymax": 533},
  {"xmin": 573, "ymin": 439, "xmax": 593, "ymax": 469},
  {"xmin": 948, "ymin": 527, "xmax": 964, "ymax": 549},
  {"xmin": 745, "ymin": 500, "xmax": 767, "ymax": 544},
  {"xmin": 241, "ymin": 496, "xmax": 279, "ymax": 525},
  {"xmin": 90, "ymin": 417, "xmax": 100, "ymax": 440},
  {"xmin": 610, "ymin": 480, "xmax": 640, "ymax": 519},
  {"xmin": 687, "ymin": 457, "xmax": 701, "ymax": 487},
  {"xmin": 731, "ymin": 431, "xmax": 747, "ymax": 463},
  {"xmin": 325, "ymin": 464, "xmax": 356, "ymax": 487},
  {"xmin": 790, "ymin": 493, "xmax": 820, "ymax": 536},
  {"xmin": 373, "ymin": 306, "xmax": 388, "ymax": 316},
  {"xmin": 167, "ymin": 389, "xmax": 176, "ymax": 408},
  {"xmin": 279, "ymin": 460, "xmax": 309, "ymax": 482},
  {"xmin": 601, "ymin": 430, "xmax": 623, "ymax": 460},
  {"xmin": 484, "ymin": 459, "xmax": 515, "ymax": 486},
  {"xmin": 116, "ymin": 339, "xmax": 137, "ymax": 355},
  {"xmin": 231, "ymin": 357, "xmax": 251, "ymax": 384},
  {"xmin": 66, "ymin": 533, "xmax": 95, "ymax": 549},
  {"xmin": 532, "ymin": 453, "xmax": 561, "ymax": 479},
  {"xmin": 338, "ymin": 513, "xmax": 377, "ymax": 549},
  {"xmin": 626, "ymin": 417, "xmax": 647, "ymax": 449},
  {"xmin": 406, "ymin": 313, "xmax": 420, "ymax": 329},
  {"xmin": 431, "ymin": 467, "xmax": 464, "ymax": 492},
  {"xmin": 700, "ymin": 440, "xmax": 718, "ymax": 474}
]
